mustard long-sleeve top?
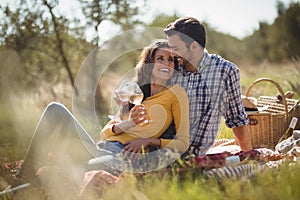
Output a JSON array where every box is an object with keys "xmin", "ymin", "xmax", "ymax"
[{"xmin": 100, "ymin": 84, "xmax": 190, "ymax": 153}]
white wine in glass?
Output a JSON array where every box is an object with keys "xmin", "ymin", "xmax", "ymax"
[
  {"xmin": 110, "ymin": 81, "xmax": 150, "ymax": 125},
  {"xmin": 127, "ymin": 81, "xmax": 151, "ymax": 126},
  {"xmin": 129, "ymin": 94, "xmax": 144, "ymax": 105},
  {"xmin": 128, "ymin": 82, "xmax": 144, "ymax": 105}
]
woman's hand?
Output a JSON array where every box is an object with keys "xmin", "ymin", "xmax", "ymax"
[
  {"xmin": 112, "ymin": 104, "xmax": 148, "ymax": 134},
  {"xmin": 129, "ymin": 104, "xmax": 148, "ymax": 125}
]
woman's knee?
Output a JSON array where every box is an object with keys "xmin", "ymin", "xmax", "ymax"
[
  {"xmin": 43, "ymin": 102, "xmax": 72, "ymax": 119},
  {"xmin": 46, "ymin": 102, "xmax": 67, "ymax": 112}
]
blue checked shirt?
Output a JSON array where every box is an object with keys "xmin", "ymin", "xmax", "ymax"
[{"xmin": 171, "ymin": 49, "xmax": 249, "ymax": 155}]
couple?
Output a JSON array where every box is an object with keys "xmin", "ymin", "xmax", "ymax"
[{"xmin": 19, "ymin": 17, "xmax": 252, "ymax": 185}]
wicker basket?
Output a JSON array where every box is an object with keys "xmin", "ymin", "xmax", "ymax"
[{"xmin": 245, "ymin": 78, "xmax": 299, "ymax": 149}]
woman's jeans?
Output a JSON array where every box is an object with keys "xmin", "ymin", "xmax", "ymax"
[{"xmin": 20, "ymin": 102, "xmax": 121, "ymax": 185}]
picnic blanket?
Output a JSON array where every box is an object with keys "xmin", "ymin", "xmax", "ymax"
[
  {"xmin": 2, "ymin": 138, "xmax": 300, "ymax": 198},
  {"xmin": 79, "ymin": 138, "xmax": 300, "ymax": 197}
]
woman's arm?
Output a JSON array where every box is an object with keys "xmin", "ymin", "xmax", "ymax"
[{"xmin": 100, "ymin": 105, "xmax": 148, "ymax": 140}]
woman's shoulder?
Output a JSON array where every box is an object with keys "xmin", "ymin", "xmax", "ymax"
[
  {"xmin": 169, "ymin": 84, "xmax": 187, "ymax": 96},
  {"xmin": 170, "ymin": 84, "xmax": 185, "ymax": 91}
]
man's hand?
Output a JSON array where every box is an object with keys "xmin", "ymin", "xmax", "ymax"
[
  {"xmin": 121, "ymin": 138, "xmax": 160, "ymax": 160},
  {"xmin": 121, "ymin": 139, "xmax": 150, "ymax": 160}
]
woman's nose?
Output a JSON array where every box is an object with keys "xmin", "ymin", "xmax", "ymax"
[{"xmin": 162, "ymin": 59, "xmax": 170, "ymax": 66}]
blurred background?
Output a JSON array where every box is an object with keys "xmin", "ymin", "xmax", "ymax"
[{"xmin": 0, "ymin": 0, "xmax": 300, "ymax": 163}]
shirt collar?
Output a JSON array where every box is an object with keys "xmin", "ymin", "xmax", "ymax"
[{"xmin": 198, "ymin": 48, "xmax": 210, "ymax": 73}]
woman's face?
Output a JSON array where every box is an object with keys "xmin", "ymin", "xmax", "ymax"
[{"xmin": 151, "ymin": 48, "xmax": 175, "ymax": 82}]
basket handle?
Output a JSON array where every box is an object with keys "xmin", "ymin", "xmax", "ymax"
[{"xmin": 245, "ymin": 78, "xmax": 288, "ymax": 117}]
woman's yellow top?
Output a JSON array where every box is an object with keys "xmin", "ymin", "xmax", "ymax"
[{"xmin": 100, "ymin": 84, "xmax": 190, "ymax": 153}]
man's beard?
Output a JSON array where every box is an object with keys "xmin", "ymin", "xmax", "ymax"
[{"xmin": 177, "ymin": 56, "xmax": 193, "ymax": 70}]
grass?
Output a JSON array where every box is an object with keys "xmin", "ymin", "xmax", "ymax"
[
  {"xmin": 1, "ymin": 62, "xmax": 300, "ymax": 199},
  {"xmin": 100, "ymin": 162, "xmax": 300, "ymax": 200},
  {"xmin": 239, "ymin": 62, "xmax": 300, "ymax": 99}
]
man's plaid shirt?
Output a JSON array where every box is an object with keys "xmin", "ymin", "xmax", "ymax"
[{"xmin": 171, "ymin": 49, "xmax": 249, "ymax": 155}]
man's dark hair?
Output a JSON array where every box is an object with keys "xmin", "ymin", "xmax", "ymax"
[{"xmin": 164, "ymin": 17, "xmax": 206, "ymax": 48}]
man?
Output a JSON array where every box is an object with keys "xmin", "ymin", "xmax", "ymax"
[{"xmin": 163, "ymin": 17, "xmax": 252, "ymax": 155}]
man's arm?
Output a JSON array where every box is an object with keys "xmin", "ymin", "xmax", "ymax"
[{"xmin": 232, "ymin": 125, "xmax": 252, "ymax": 151}]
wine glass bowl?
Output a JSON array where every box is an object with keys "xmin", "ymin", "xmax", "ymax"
[
  {"xmin": 109, "ymin": 81, "xmax": 145, "ymax": 122},
  {"xmin": 108, "ymin": 80, "xmax": 131, "ymax": 122},
  {"xmin": 127, "ymin": 82, "xmax": 144, "ymax": 105},
  {"xmin": 116, "ymin": 81, "xmax": 144, "ymax": 104},
  {"xmin": 126, "ymin": 81, "xmax": 151, "ymax": 126}
]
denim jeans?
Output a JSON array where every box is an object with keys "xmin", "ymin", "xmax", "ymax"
[{"xmin": 20, "ymin": 102, "xmax": 118, "ymax": 184}]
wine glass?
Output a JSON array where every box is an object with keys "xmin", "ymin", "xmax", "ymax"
[
  {"xmin": 108, "ymin": 80, "xmax": 130, "ymax": 122},
  {"xmin": 127, "ymin": 81, "xmax": 144, "ymax": 105},
  {"xmin": 127, "ymin": 81, "xmax": 151, "ymax": 126},
  {"xmin": 109, "ymin": 81, "xmax": 149, "ymax": 125}
]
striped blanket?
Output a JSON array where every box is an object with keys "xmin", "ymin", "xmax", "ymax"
[{"xmin": 193, "ymin": 139, "xmax": 297, "ymax": 180}]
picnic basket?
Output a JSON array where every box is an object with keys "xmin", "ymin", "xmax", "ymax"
[{"xmin": 245, "ymin": 78, "xmax": 299, "ymax": 149}]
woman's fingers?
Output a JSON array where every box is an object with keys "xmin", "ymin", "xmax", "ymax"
[{"xmin": 130, "ymin": 105, "xmax": 148, "ymax": 124}]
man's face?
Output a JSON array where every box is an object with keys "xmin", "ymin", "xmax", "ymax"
[{"xmin": 167, "ymin": 34, "xmax": 192, "ymax": 67}]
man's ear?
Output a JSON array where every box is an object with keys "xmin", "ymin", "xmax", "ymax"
[{"xmin": 190, "ymin": 41, "xmax": 199, "ymax": 51}]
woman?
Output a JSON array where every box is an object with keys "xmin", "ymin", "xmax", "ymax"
[
  {"xmin": 99, "ymin": 40, "xmax": 189, "ymax": 156},
  {"xmin": 19, "ymin": 40, "xmax": 189, "ymax": 187}
]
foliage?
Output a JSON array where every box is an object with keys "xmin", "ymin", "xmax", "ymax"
[
  {"xmin": 206, "ymin": 27, "xmax": 244, "ymax": 63},
  {"xmin": 0, "ymin": 0, "xmax": 147, "ymax": 92},
  {"xmin": 0, "ymin": 0, "xmax": 93, "ymax": 101},
  {"xmin": 148, "ymin": 13, "xmax": 179, "ymax": 28},
  {"xmin": 79, "ymin": 0, "xmax": 146, "ymax": 45},
  {"xmin": 287, "ymin": 59, "xmax": 300, "ymax": 97},
  {"xmin": 244, "ymin": 1, "xmax": 300, "ymax": 63}
]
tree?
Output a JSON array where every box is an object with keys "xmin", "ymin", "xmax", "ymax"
[
  {"xmin": 242, "ymin": 1, "xmax": 300, "ymax": 63},
  {"xmin": 79, "ymin": 0, "xmax": 146, "ymax": 45},
  {"xmin": 283, "ymin": 3, "xmax": 300, "ymax": 59},
  {"xmin": 0, "ymin": 0, "xmax": 148, "ymax": 107},
  {"xmin": 42, "ymin": 0, "xmax": 78, "ymax": 94},
  {"xmin": 0, "ymin": 0, "xmax": 89, "ymax": 99}
]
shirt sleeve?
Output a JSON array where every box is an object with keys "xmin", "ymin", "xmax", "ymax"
[
  {"xmin": 160, "ymin": 85, "xmax": 190, "ymax": 152},
  {"xmin": 222, "ymin": 65, "xmax": 249, "ymax": 128},
  {"xmin": 100, "ymin": 121, "xmax": 117, "ymax": 141}
]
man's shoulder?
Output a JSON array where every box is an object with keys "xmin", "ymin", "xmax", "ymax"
[
  {"xmin": 209, "ymin": 53, "xmax": 237, "ymax": 68},
  {"xmin": 203, "ymin": 53, "xmax": 239, "ymax": 75}
]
